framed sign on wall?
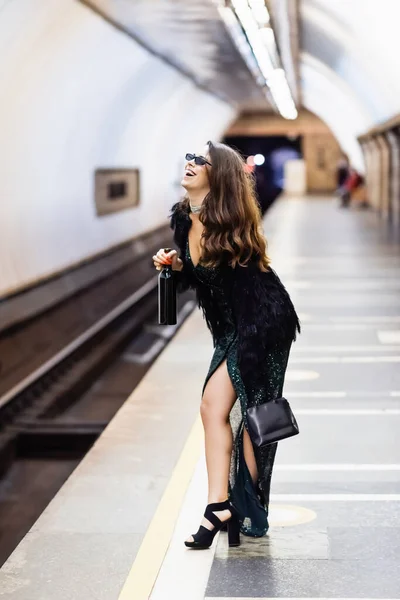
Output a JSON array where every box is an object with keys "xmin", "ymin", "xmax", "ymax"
[{"xmin": 94, "ymin": 168, "xmax": 140, "ymax": 216}]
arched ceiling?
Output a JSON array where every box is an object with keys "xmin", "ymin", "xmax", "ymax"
[
  {"xmin": 79, "ymin": 0, "xmax": 273, "ymax": 111},
  {"xmin": 299, "ymin": 0, "xmax": 400, "ymax": 170}
]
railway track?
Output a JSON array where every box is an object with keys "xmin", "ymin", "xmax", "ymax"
[{"xmin": 0, "ymin": 269, "xmax": 195, "ymax": 565}]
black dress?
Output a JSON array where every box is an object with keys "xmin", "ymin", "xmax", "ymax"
[{"xmin": 170, "ymin": 201, "xmax": 300, "ymax": 537}]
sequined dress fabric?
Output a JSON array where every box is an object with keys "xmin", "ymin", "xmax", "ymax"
[{"xmin": 185, "ymin": 239, "xmax": 290, "ymax": 537}]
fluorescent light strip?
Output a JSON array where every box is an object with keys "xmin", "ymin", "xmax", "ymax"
[
  {"xmin": 229, "ymin": 0, "xmax": 298, "ymax": 119},
  {"xmin": 259, "ymin": 26, "xmax": 279, "ymax": 67},
  {"xmin": 268, "ymin": 68, "xmax": 298, "ymax": 119},
  {"xmin": 249, "ymin": 0, "xmax": 270, "ymax": 26},
  {"xmin": 217, "ymin": 5, "xmax": 262, "ymax": 82},
  {"xmin": 231, "ymin": 0, "xmax": 275, "ymax": 80}
]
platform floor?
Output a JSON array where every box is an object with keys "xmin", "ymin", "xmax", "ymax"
[{"xmin": 1, "ymin": 195, "xmax": 400, "ymax": 599}]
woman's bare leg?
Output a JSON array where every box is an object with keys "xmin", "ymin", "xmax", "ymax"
[
  {"xmin": 243, "ymin": 426, "xmax": 258, "ymax": 483},
  {"xmin": 186, "ymin": 359, "xmax": 237, "ymax": 543}
]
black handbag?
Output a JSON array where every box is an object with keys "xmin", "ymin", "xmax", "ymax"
[{"xmin": 246, "ymin": 397, "xmax": 299, "ymax": 447}]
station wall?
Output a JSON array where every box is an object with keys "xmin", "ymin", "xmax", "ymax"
[{"xmin": 0, "ymin": 0, "xmax": 234, "ymax": 298}]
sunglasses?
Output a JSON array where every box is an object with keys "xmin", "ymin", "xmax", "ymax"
[{"xmin": 185, "ymin": 153, "xmax": 212, "ymax": 167}]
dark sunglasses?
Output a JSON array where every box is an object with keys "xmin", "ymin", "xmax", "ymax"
[{"xmin": 185, "ymin": 152, "xmax": 212, "ymax": 167}]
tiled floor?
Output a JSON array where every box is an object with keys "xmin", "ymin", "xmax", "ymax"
[
  {"xmin": 204, "ymin": 196, "xmax": 400, "ymax": 599},
  {"xmin": 1, "ymin": 196, "xmax": 400, "ymax": 599}
]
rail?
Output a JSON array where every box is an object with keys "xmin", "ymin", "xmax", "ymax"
[{"xmin": 0, "ymin": 276, "xmax": 158, "ymax": 411}]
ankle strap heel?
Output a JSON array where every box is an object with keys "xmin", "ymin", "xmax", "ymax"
[
  {"xmin": 184, "ymin": 499, "xmax": 241, "ymax": 549},
  {"xmin": 205, "ymin": 499, "xmax": 231, "ymax": 512},
  {"xmin": 227, "ymin": 513, "xmax": 241, "ymax": 547}
]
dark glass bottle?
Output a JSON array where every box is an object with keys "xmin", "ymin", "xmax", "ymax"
[{"xmin": 158, "ymin": 247, "xmax": 177, "ymax": 325}]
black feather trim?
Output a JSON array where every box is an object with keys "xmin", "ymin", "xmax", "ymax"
[
  {"xmin": 168, "ymin": 201, "xmax": 196, "ymax": 293},
  {"xmin": 231, "ymin": 260, "xmax": 301, "ymax": 388}
]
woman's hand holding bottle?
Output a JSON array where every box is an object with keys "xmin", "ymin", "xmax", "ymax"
[{"xmin": 152, "ymin": 248, "xmax": 183, "ymax": 272}]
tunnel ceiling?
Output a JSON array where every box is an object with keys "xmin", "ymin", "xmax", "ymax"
[
  {"xmin": 297, "ymin": 0, "xmax": 400, "ymax": 170},
  {"xmin": 79, "ymin": 0, "xmax": 274, "ymax": 111}
]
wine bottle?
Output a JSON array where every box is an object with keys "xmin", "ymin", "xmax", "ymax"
[{"xmin": 158, "ymin": 247, "xmax": 177, "ymax": 325}]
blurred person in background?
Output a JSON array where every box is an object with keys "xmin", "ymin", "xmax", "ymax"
[
  {"xmin": 336, "ymin": 155, "xmax": 350, "ymax": 206},
  {"xmin": 340, "ymin": 165, "xmax": 365, "ymax": 208},
  {"xmin": 336, "ymin": 155, "xmax": 349, "ymax": 189}
]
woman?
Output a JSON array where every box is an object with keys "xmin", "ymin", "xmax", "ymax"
[{"xmin": 152, "ymin": 141, "xmax": 300, "ymax": 550}]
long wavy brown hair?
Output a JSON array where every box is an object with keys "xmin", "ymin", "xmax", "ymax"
[{"xmin": 182, "ymin": 140, "xmax": 270, "ymax": 271}]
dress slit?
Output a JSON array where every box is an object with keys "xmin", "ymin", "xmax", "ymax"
[
  {"xmin": 185, "ymin": 235, "xmax": 290, "ymax": 537},
  {"xmin": 201, "ymin": 337, "xmax": 236, "ymax": 399}
]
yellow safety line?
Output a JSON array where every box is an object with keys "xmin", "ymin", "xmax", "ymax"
[{"xmin": 118, "ymin": 415, "xmax": 203, "ymax": 600}]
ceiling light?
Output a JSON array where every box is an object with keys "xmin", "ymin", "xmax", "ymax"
[
  {"xmin": 248, "ymin": 0, "xmax": 270, "ymax": 26},
  {"xmin": 259, "ymin": 27, "xmax": 279, "ymax": 68},
  {"xmin": 254, "ymin": 153, "xmax": 265, "ymax": 165},
  {"xmin": 231, "ymin": 0, "xmax": 275, "ymax": 79},
  {"xmin": 217, "ymin": 4, "xmax": 264, "ymax": 83},
  {"xmin": 217, "ymin": 0, "xmax": 298, "ymax": 120},
  {"xmin": 267, "ymin": 68, "xmax": 298, "ymax": 119}
]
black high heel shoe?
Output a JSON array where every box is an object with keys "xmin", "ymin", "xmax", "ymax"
[{"xmin": 184, "ymin": 499, "xmax": 241, "ymax": 549}]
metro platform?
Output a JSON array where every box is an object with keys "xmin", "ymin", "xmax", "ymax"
[{"xmin": 1, "ymin": 195, "xmax": 400, "ymax": 599}]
